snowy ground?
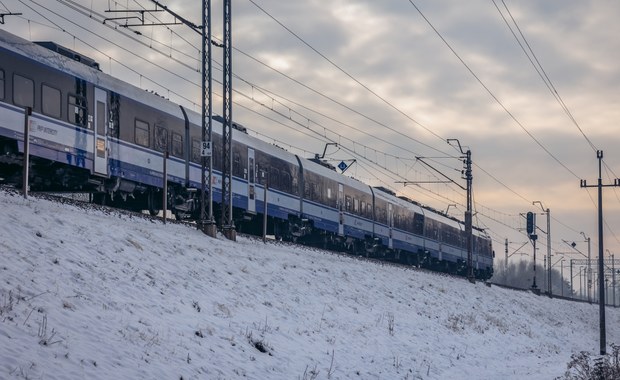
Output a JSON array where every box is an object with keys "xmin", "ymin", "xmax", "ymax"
[{"xmin": 0, "ymin": 189, "xmax": 618, "ymax": 380}]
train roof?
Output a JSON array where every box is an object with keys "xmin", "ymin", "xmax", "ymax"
[{"xmin": 0, "ymin": 29, "xmax": 183, "ymax": 119}]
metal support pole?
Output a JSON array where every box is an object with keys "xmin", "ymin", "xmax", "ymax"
[
  {"xmin": 561, "ymin": 260, "xmax": 564, "ymax": 297},
  {"xmin": 22, "ymin": 107, "xmax": 32, "ymax": 198},
  {"xmin": 579, "ymin": 268, "xmax": 583, "ymax": 299},
  {"xmin": 587, "ymin": 236, "xmax": 592, "ymax": 302},
  {"xmin": 465, "ymin": 149, "xmax": 474, "ymax": 283},
  {"xmin": 262, "ymin": 180, "xmax": 268, "ymax": 243},
  {"xmin": 163, "ymin": 150, "xmax": 168, "ymax": 224},
  {"xmin": 532, "ymin": 237, "xmax": 538, "ymax": 291},
  {"xmin": 199, "ymin": 0, "xmax": 217, "ymax": 237},
  {"xmin": 533, "ymin": 202, "xmax": 551, "ymax": 295},
  {"xmin": 580, "ymin": 150, "xmax": 615, "ymax": 355},
  {"xmin": 613, "ymin": 254, "xmax": 616, "ymax": 307},
  {"xmin": 546, "ymin": 208, "xmax": 551, "ymax": 295},
  {"xmin": 597, "ymin": 151, "xmax": 606, "ymax": 354},
  {"xmin": 570, "ymin": 259, "xmax": 573, "ymax": 299},
  {"xmin": 544, "ymin": 254, "xmax": 547, "ymax": 292},
  {"xmin": 221, "ymin": 0, "xmax": 235, "ymax": 241}
]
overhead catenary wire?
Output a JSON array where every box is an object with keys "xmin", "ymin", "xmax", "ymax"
[
  {"xmin": 493, "ymin": 0, "xmax": 620, "ymax": 230},
  {"xmin": 247, "ymin": 0, "xmax": 447, "ymax": 145},
  {"xmin": 406, "ymin": 0, "xmax": 581, "ymax": 180},
  {"xmin": 493, "ymin": 0, "xmax": 598, "ymax": 153}
]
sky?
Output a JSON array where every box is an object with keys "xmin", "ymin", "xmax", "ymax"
[
  {"xmin": 1, "ymin": 188, "xmax": 619, "ymax": 379},
  {"xmin": 2, "ymin": 0, "xmax": 620, "ymax": 273}
]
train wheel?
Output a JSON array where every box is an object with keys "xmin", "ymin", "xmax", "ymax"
[
  {"xmin": 147, "ymin": 189, "xmax": 160, "ymax": 216},
  {"xmin": 92, "ymin": 193, "xmax": 107, "ymax": 206}
]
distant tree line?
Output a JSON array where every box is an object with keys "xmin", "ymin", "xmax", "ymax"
[
  {"xmin": 493, "ymin": 260, "xmax": 620, "ymax": 304},
  {"xmin": 492, "ymin": 260, "xmax": 574, "ymax": 297}
]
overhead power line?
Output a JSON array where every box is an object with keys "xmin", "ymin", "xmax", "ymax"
[
  {"xmin": 493, "ymin": 0, "xmax": 598, "ymax": 154},
  {"xmin": 247, "ymin": 0, "xmax": 447, "ymax": 144},
  {"xmin": 406, "ymin": 0, "xmax": 581, "ymax": 180}
]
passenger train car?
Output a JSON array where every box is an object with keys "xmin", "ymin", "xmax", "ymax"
[{"xmin": 0, "ymin": 29, "xmax": 493, "ymax": 279}]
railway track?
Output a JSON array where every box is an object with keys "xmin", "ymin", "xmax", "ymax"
[{"xmin": 7, "ymin": 183, "xmax": 616, "ymax": 307}]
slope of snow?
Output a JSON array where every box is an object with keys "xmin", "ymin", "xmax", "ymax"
[{"xmin": 0, "ymin": 189, "xmax": 618, "ymax": 379}]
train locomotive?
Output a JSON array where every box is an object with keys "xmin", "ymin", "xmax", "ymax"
[{"xmin": 0, "ymin": 29, "xmax": 494, "ymax": 279}]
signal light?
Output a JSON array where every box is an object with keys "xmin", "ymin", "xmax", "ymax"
[{"xmin": 526, "ymin": 211, "xmax": 535, "ymax": 235}]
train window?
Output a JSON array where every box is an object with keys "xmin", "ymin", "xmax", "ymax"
[
  {"xmin": 284, "ymin": 172, "xmax": 292, "ymax": 193},
  {"xmin": 249, "ymin": 157, "xmax": 255, "ymax": 183},
  {"xmin": 109, "ymin": 93, "xmax": 120, "ymax": 138},
  {"xmin": 154, "ymin": 125, "xmax": 168, "ymax": 152},
  {"xmin": 292, "ymin": 175, "xmax": 298, "ymax": 195},
  {"xmin": 269, "ymin": 167, "xmax": 279, "ymax": 187},
  {"xmin": 134, "ymin": 119, "xmax": 150, "ymax": 147},
  {"xmin": 96, "ymin": 101, "xmax": 105, "ymax": 136},
  {"xmin": 353, "ymin": 198, "xmax": 359, "ymax": 213},
  {"xmin": 191, "ymin": 139, "xmax": 201, "ymax": 162},
  {"xmin": 233, "ymin": 152, "xmax": 242, "ymax": 177},
  {"xmin": 13, "ymin": 74, "xmax": 34, "ymax": 108},
  {"xmin": 256, "ymin": 166, "xmax": 265, "ymax": 186},
  {"xmin": 345, "ymin": 195, "xmax": 352, "ymax": 212},
  {"xmin": 327, "ymin": 187, "xmax": 332, "ymax": 200},
  {"xmin": 171, "ymin": 133, "xmax": 183, "ymax": 158},
  {"xmin": 376, "ymin": 207, "xmax": 387, "ymax": 224},
  {"xmin": 42, "ymin": 84, "xmax": 61, "ymax": 119},
  {"xmin": 68, "ymin": 94, "xmax": 88, "ymax": 128},
  {"xmin": 314, "ymin": 184, "xmax": 320, "ymax": 200},
  {"xmin": 0, "ymin": 69, "xmax": 4, "ymax": 99},
  {"xmin": 413, "ymin": 213, "xmax": 424, "ymax": 235}
]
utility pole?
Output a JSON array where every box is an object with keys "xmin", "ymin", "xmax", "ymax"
[
  {"xmin": 570, "ymin": 259, "xmax": 573, "ymax": 298},
  {"xmin": 526, "ymin": 211, "xmax": 538, "ymax": 292},
  {"xmin": 104, "ymin": 1, "xmax": 218, "ymax": 237},
  {"xmin": 465, "ymin": 148, "xmax": 473, "ymax": 282},
  {"xmin": 200, "ymin": 0, "xmax": 217, "ymax": 237},
  {"xmin": 613, "ymin": 254, "xmax": 616, "ymax": 307},
  {"xmin": 580, "ymin": 150, "xmax": 620, "ymax": 355},
  {"xmin": 581, "ymin": 233, "xmax": 592, "ymax": 302},
  {"xmin": 447, "ymin": 139, "xmax": 474, "ymax": 283},
  {"xmin": 533, "ymin": 201, "xmax": 551, "ymax": 295},
  {"xmin": 561, "ymin": 259, "xmax": 565, "ymax": 297},
  {"xmin": 221, "ymin": 0, "xmax": 236, "ymax": 241},
  {"xmin": 404, "ymin": 149, "xmax": 478, "ymax": 282}
]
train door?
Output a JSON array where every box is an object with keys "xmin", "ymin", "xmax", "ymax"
[
  {"xmin": 94, "ymin": 87, "xmax": 108, "ymax": 176},
  {"xmin": 338, "ymin": 183, "xmax": 344, "ymax": 236},
  {"xmin": 247, "ymin": 148, "xmax": 256, "ymax": 213},
  {"xmin": 388, "ymin": 203, "xmax": 394, "ymax": 249}
]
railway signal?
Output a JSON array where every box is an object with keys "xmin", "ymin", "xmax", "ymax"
[{"xmin": 526, "ymin": 212, "xmax": 535, "ymax": 235}]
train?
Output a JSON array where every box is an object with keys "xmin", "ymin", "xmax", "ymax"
[{"xmin": 0, "ymin": 28, "xmax": 493, "ymax": 279}]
